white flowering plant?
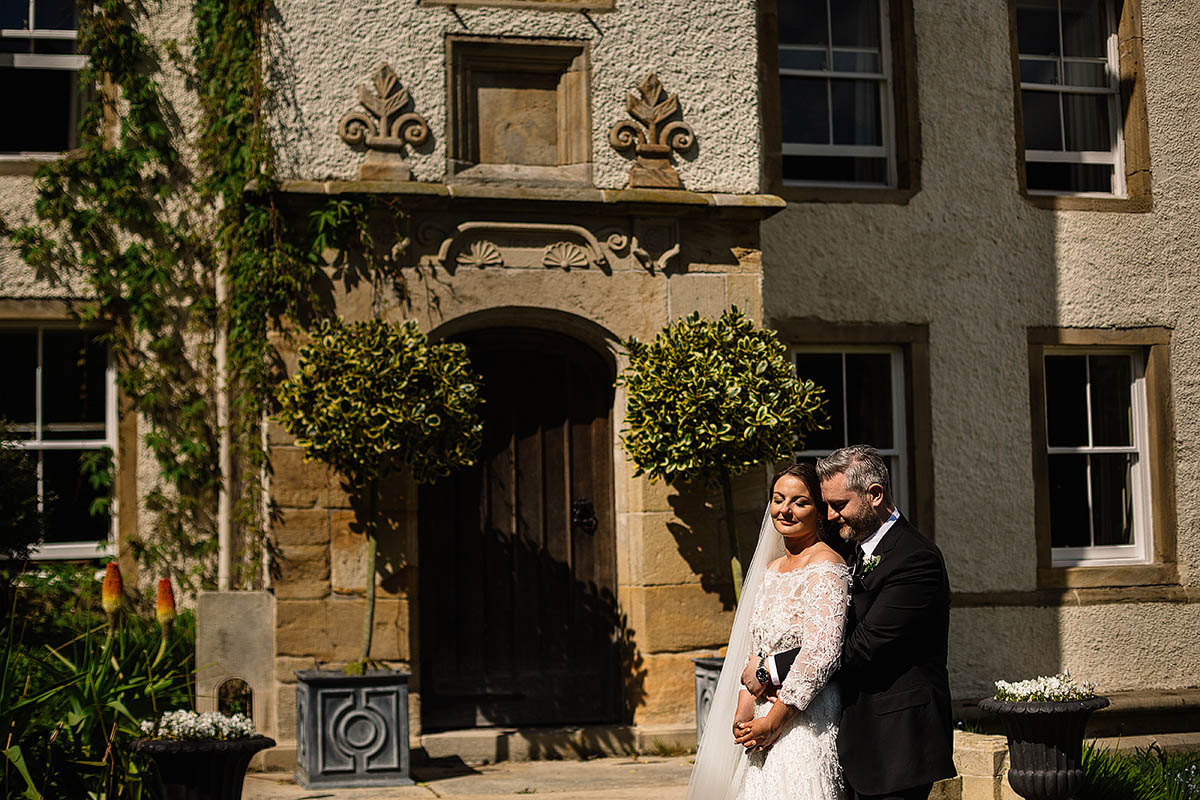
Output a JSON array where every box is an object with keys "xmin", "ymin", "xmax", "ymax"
[
  {"xmin": 993, "ymin": 670, "xmax": 1097, "ymax": 702},
  {"xmin": 139, "ymin": 710, "xmax": 257, "ymax": 740}
]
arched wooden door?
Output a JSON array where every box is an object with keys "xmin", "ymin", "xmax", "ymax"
[{"xmin": 418, "ymin": 328, "xmax": 619, "ymax": 730}]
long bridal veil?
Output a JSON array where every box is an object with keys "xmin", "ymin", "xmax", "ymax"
[{"xmin": 685, "ymin": 507, "xmax": 784, "ymax": 800}]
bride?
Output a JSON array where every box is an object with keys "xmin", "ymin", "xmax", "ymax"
[{"xmin": 686, "ymin": 463, "xmax": 851, "ymax": 800}]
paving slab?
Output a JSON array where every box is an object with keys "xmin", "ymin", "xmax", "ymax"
[{"xmin": 243, "ymin": 754, "xmax": 694, "ymax": 800}]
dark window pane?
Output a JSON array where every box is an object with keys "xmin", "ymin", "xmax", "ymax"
[
  {"xmin": 0, "ymin": 330, "xmax": 36, "ymax": 425},
  {"xmin": 780, "ymin": 76, "xmax": 828, "ymax": 144},
  {"xmin": 779, "ymin": 0, "xmax": 827, "ymax": 46},
  {"xmin": 1, "ymin": 0, "xmax": 28, "ymax": 28},
  {"xmin": 43, "ymin": 330, "xmax": 107, "ymax": 426},
  {"xmin": 795, "ymin": 353, "xmax": 843, "ymax": 451},
  {"xmin": 830, "ymin": 0, "xmax": 879, "ymax": 48},
  {"xmin": 1063, "ymin": 92, "xmax": 1111, "ymax": 151},
  {"xmin": 1025, "ymin": 161, "xmax": 1113, "ymax": 193},
  {"xmin": 831, "ymin": 79, "xmax": 881, "ymax": 146},
  {"xmin": 779, "ymin": 47, "xmax": 827, "ymax": 71},
  {"xmin": 1020, "ymin": 59, "xmax": 1059, "ymax": 84},
  {"xmin": 1022, "ymin": 90, "xmax": 1063, "ymax": 150},
  {"xmin": 1045, "ymin": 355, "xmax": 1088, "ymax": 447},
  {"xmin": 1063, "ymin": 61, "xmax": 1108, "ymax": 87},
  {"xmin": 845, "ymin": 353, "xmax": 893, "ymax": 448},
  {"xmin": 1089, "ymin": 355, "xmax": 1132, "ymax": 447},
  {"xmin": 42, "ymin": 449, "xmax": 109, "ymax": 544},
  {"xmin": 1048, "ymin": 453, "xmax": 1090, "ymax": 548},
  {"xmin": 782, "ymin": 155, "xmax": 888, "ymax": 184},
  {"xmin": 1016, "ymin": 2, "xmax": 1060, "ymax": 56},
  {"xmin": 832, "ymin": 50, "xmax": 880, "ymax": 73},
  {"xmin": 0, "ymin": 67, "xmax": 74, "ymax": 152},
  {"xmin": 1061, "ymin": 0, "xmax": 1105, "ymax": 57},
  {"xmin": 1090, "ymin": 453, "xmax": 1134, "ymax": 546},
  {"xmin": 33, "ymin": 0, "xmax": 75, "ymax": 29}
]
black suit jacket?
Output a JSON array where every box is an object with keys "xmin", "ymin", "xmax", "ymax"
[{"xmin": 774, "ymin": 516, "xmax": 956, "ymax": 796}]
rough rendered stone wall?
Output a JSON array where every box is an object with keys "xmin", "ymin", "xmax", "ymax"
[
  {"xmin": 266, "ymin": 0, "xmax": 762, "ymax": 192},
  {"xmin": 761, "ymin": 0, "xmax": 1200, "ymax": 699}
]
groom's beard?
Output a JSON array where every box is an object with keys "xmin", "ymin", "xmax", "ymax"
[{"xmin": 837, "ymin": 503, "xmax": 880, "ymax": 542}]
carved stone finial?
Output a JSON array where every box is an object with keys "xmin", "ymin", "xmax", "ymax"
[
  {"xmin": 608, "ymin": 73, "xmax": 696, "ymax": 189},
  {"xmin": 338, "ymin": 64, "xmax": 431, "ymax": 181}
]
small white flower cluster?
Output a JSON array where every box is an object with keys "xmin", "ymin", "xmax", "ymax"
[
  {"xmin": 993, "ymin": 670, "xmax": 1097, "ymax": 702},
  {"xmin": 139, "ymin": 710, "xmax": 256, "ymax": 740}
]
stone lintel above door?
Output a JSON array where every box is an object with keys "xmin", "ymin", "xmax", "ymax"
[{"xmin": 267, "ymin": 179, "xmax": 785, "ymax": 276}]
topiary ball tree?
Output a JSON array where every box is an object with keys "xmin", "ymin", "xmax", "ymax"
[
  {"xmin": 275, "ymin": 318, "xmax": 483, "ymax": 671},
  {"xmin": 617, "ymin": 307, "xmax": 825, "ymax": 602}
]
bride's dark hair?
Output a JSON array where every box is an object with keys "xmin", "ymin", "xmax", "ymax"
[{"xmin": 770, "ymin": 461, "xmax": 838, "ymax": 547}]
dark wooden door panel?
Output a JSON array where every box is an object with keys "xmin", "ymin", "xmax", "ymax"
[{"xmin": 419, "ymin": 329, "xmax": 618, "ymax": 730}]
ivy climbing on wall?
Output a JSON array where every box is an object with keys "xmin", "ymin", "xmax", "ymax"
[{"xmin": 0, "ymin": 0, "xmax": 381, "ymax": 590}]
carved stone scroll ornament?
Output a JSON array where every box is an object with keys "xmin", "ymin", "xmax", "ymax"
[
  {"xmin": 608, "ymin": 73, "xmax": 696, "ymax": 189},
  {"xmin": 338, "ymin": 64, "xmax": 431, "ymax": 181}
]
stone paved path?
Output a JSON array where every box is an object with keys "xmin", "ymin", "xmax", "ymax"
[{"xmin": 243, "ymin": 755, "xmax": 694, "ymax": 800}]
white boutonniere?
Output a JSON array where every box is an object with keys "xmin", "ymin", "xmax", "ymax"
[{"xmin": 861, "ymin": 554, "xmax": 881, "ymax": 575}]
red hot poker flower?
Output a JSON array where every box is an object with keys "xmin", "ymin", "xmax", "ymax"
[
  {"xmin": 156, "ymin": 578, "xmax": 177, "ymax": 626},
  {"xmin": 101, "ymin": 563, "xmax": 124, "ymax": 615}
]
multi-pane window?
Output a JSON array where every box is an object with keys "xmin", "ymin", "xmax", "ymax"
[
  {"xmin": 0, "ymin": 326, "xmax": 115, "ymax": 559},
  {"xmin": 1042, "ymin": 350, "xmax": 1151, "ymax": 564},
  {"xmin": 1015, "ymin": 0, "xmax": 1123, "ymax": 195},
  {"xmin": 0, "ymin": 0, "xmax": 87, "ymax": 156},
  {"xmin": 794, "ymin": 347, "xmax": 908, "ymax": 510},
  {"xmin": 777, "ymin": 0, "xmax": 895, "ymax": 187}
]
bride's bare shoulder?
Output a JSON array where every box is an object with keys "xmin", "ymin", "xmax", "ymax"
[{"xmin": 806, "ymin": 543, "xmax": 846, "ymax": 567}]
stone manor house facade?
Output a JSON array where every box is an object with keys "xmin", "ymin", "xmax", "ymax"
[{"xmin": 2, "ymin": 0, "xmax": 1198, "ymax": 767}]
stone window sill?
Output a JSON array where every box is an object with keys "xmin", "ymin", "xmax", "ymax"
[
  {"xmin": 776, "ymin": 185, "xmax": 919, "ymax": 206},
  {"xmin": 1022, "ymin": 192, "xmax": 1153, "ymax": 213},
  {"xmin": 1037, "ymin": 563, "xmax": 1178, "ymax": 590}
]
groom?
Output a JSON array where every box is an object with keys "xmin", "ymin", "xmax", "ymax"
[{"xmin": 741, "ymin": 445, "xmax": 956, "ymax": 800}]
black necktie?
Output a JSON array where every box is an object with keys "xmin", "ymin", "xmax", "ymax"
[{"xmin": 853, "ymin": 544, "xmax": 865, "ymax": 576}]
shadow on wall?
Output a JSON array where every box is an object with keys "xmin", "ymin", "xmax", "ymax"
[{"xmin": 667, "ymin": 473, "xmax": 772, "ymax": 612}]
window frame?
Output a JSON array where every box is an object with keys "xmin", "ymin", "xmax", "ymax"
[
  {"xmin": 759, "ymin": 0, "xmax": 922, "ymax": 204},
  {"xmin": 1040, "ymin": 347, "xmax": 1151, "ymax": 566},
  {"xmin": 1015, "ymin": 0, "xmax": 1124, "ymax": 198},
  {"xmin": 774, "ymin": 320, "xmax": 933, "ymax": 536},
  {"xmin": 792, "ymin": 344, "xmax": 909, "ymax": 514},
  {"xmin": 0, "ymin": 0, "xmax": 88, "ymax": 163},
  {"xmin": 1028, "ymin": 328, "xmax": 1177, "ymax": 589},
  {"xmin": 0, "ymin": 320, "xmax": 118, "ymax": 560},
  {"xmin": 1008, "ymin": 0, "xmax": 1152, "ymax": 212}
]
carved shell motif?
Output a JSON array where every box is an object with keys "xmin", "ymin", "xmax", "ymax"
[
  {"xmin": 542, "ymin": 242, "xmax": 589, "ymax": 270},
  {"xmin": 456, "ymin": 240, "xmax": 503, "ymax": 269}
]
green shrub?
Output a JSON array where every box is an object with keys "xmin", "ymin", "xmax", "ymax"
[
  {"xmin": 275, "ymin": 318, "xmax": 483, "ymax": 669},
  {"xmin": 618, "ymin": 307, "xmax": 825, "ymax": 601}
]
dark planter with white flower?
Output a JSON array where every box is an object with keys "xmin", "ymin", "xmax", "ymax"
[
  {"xmin": 295, "ymin": 669, "xmax": 414, "ymax": 788},
  {"xmin": 979, "ymin": 674, "xmax": 1109, "ymax": 800},
  {"xmin": 135, "ymin": 710, "xmax": 273, "ymax": 800}
]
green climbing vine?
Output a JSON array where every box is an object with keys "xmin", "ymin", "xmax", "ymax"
[{"xmin": 0, "ymin": 0, "xmax": 380, "ymax": 589}]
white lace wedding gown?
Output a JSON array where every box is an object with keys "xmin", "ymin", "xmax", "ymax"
[{"xmin": 737, "ymin": 561, "xmax": 851, "ymax": 800}]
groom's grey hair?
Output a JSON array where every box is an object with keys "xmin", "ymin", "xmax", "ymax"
[{"xmin": 817, "ymin": 445, "xmax": 893, "ymax": 502}]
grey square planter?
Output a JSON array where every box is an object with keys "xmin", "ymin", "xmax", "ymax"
[
  {"xmin": 692, "ymin": 656, "xmax": 724, "ymax": 743},
  {"xmin": 295, "ymin": 669, "xmax": 414, "ymax": 788}
]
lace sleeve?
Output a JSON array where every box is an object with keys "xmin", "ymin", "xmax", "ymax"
[{"xmin": 776, "ymin": 564, "xmax": 849, "ymax": 711}]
